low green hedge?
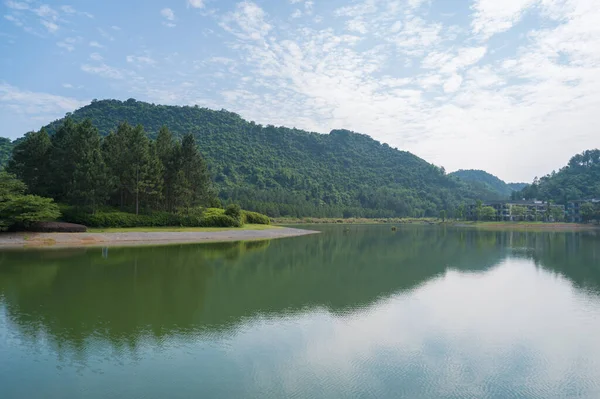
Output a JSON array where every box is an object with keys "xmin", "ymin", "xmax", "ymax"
[
  {"xmin": 60, "ymin": 206, "xmax": 269, "ymax": 228},
  {"xmin": 61, "ymin": 209, "xmax": 241, "ymax": 228},
  {"xmin": 242, "ymin": 210, "xmax": 271, "ymax": 225}
]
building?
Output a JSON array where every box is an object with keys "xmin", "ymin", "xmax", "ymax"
[
  {"xmin": 566, "ymin": 199, "xmax": 600, "ymax": 223},
  {"xmin": 466, "ymin": 200, "xmax": 565, "ymax": 222}
]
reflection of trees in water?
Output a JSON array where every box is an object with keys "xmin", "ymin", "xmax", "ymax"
[
  {"xmin": 0, "ymin": 227, "xmax": 598, "ymax": 358},
  {"xmin": 503, "ymin": 230, "xmax": 600, "ymax": 295}
]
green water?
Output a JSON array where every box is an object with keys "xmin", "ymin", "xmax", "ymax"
[{"xmin": 1, "ymin": 225, "xmax": 600, "ymax": 398}]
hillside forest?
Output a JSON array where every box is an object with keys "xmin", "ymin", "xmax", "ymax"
[{"xmin": 1, "ymin": 99, "xmax": 599, "ymax": 223}]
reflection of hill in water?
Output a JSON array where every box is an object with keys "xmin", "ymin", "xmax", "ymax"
[{"xmin": 0, "ymin": 226, "xmax": 598, "ymax": 352}]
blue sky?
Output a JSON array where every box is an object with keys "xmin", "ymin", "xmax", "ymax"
[{"xmin": 1, "ymin": 0, "xmax": 598, "ymax": 182}]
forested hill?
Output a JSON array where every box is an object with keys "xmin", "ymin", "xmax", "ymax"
[
  {"xmin": 516, "ymin": 149, "xmax": 600, "ymax": 203},
  {"xmin": 449, "ymin": 169, "xmax": 526, "ymax": 199},
  {"xmin": 41, "ymin": 99, "xmax": 480, "ymax": 217}
]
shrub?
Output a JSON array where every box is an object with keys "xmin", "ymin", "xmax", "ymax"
[
  {"xmin": 60, "ymin": 208, "xmax": 242, "ymax": 228},
  {"xmin": 242, "ymin": 210, "xmax": 271, "ymax": 225},
  {"xmin": 224, "ymin": 204, "xmax": 242, "ymax": 219},
  {"xmin": 0, "ymin": 195, "xmax": 61, "ymax": 230}
]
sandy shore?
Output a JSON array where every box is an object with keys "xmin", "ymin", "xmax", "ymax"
[{"xmin": 0, "ymin": 227, "xmax": 319, "ymax": 249}]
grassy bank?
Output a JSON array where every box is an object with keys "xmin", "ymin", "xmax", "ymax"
[
  {"xmin": 272, "ymin": 217, "xmax": 440, "ymax": 225},
  {"xmin": 272, "ymin": 217, "xmax": 599, "ymax": 232},
  {"xmin": 88, "ymin": 224, "xmax": 280, "ymax": 233},
  {"xmin": 456, "ymin": 221, "xmax": 598, "ymax": 231}
]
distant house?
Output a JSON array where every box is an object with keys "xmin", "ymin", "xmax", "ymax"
[
  {"xmin": 466, "ymin": 200, "xmax": 565, "ymax": 222},
  {"xmin": 566, "ymin": 199, "xmax": 600, "ymax": 223}
]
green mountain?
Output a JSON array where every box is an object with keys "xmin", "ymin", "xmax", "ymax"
[
  {"xmin": 449, "ymin": 169, "xmax": 526, "ymax": 199},
  {"xmin": 0, "ymin": 137, "xmax": 14, "ymax": 168},
  {"xmin": 517, "ymin": 149, "xmax": 600, "ymax": 203},
  {"xmin": 35, "ymin": 98, "xmax": 485, "ymax": 218}
]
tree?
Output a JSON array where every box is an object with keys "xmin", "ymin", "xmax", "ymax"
[
  {"xmin": 177, "ymin": 134, "xmax": 214, "ymax": 211},
  {"xmin": 475, "ymin": 200, "xmax": 483, "ymax": 221},
  {"xmin": 6, "ymin": 129, "xmax": 51, "ymax": 196},
  {"xmin": 510, "ymin": 206, "xmax": 527, "ymax": 221},
  {"xmin": 0, "ymin": 171, "xmax": 60, "ymax": 230},
  {"xmin": 580, "ymin": 203, "xmax": 596, "ymax": 223},
  {"xmin": 439, "ymin": 210, "xmax": 447, "ymax": 222},
  {"xmin": 480, "ymin": 206, "xmax": 497, "ymax": 221},
  {"xmin": 66, "ymin": 120, "xmax": 111, "ymax": 211},
  {"xmin": 104, "ymin": 123, "xmax": 162, "ymax": 215},
  {"xmin": 550, "ymin": 206, "xmax": 565, "ymax": 222}
]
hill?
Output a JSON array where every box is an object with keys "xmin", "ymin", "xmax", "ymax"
[
  {"xmin": 449, "ymin": 169, "xmax": 526, "ymax": 199},
  {"xmin": 37, "ymin": 99, "xmax": 486, "ymax": 218},
  {"xmin": 516, "ymin": 149, "xmax": 600, "ymax": 203}
]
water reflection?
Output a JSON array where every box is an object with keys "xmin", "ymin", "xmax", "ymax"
[{"xmin": 1, "ymin": 226, "xmax": 600, "ymax": 399}]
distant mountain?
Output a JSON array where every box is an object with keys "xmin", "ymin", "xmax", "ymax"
[
  {"xmin": 37, "ymin": 99, "xmax": 485, "ymax": 217},
  {"xmin": 517, "ymin": 149, "xmax": 600, "ymax": 203},
  {"xmin": 449, "ymin": 169, "xmax": 526, "ymax": 199},
  {"xmin": 507, "ymin": 183, "xmax": 528, "ymax": 192},
  {"xmin": 0, "ymin": 137, "xmax": 14, "ymax": 168}
]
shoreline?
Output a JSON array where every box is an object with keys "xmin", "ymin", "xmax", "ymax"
[{"xmin": 0, "ymin": 226, "xmax": 319, "ymax": 249}]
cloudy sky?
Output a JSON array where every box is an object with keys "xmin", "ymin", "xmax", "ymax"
[{"xmin": 1, "ymin": 0, "xmax": 598, "ymax": 182}]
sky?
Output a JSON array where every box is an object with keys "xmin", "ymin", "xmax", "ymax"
[{"xmin": 0, "ymin": 0, "xmax": 598, "ymax": 183}]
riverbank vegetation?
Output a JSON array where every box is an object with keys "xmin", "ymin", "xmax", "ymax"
[{"xmin": 2, "ymin": 119, "xmax": 270, "ymax": 230}]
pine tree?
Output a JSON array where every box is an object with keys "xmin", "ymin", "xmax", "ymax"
[
  {"xmin": 7, "ymin": 128, "xmax": 52, "ymax": 197},
  {"xmin": 67, "ymin": 120, "xmax": 111, "ymax": 211}
]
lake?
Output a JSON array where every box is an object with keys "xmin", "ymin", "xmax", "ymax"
[{"xmin": 1, "ymin": 225, "xmax": 600, "ymax": 398}]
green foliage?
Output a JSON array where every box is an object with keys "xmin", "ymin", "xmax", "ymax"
[
  {"xmin": 225, "ymin": 203, "xmax": 242, "ymax": 219},
  {"xmin": 439, "ymin": 210, "xmax": 447, "ymax": 222},
  {"xmin": 516, "ymin": 149, "xmax": 600, "ymax": 203},
  {"xmin": 0, "ymin": 137, "xmax": 14, "ymax": 168},
  {"xmin": 449, "ymin": 169, "xmax": 525, "ymax": 199},
  {"xmin": 42, "ymin": 99, "xmax": 490, "ymax": 218},
  {"xmin": 0, "ymin": 171, "xmax": 60, "ymax": 230},
  {"xmin": 511, "ymin": 206, "xmax": 527, "ymax": 220},
  {"xmin": 480, "ymin": 206, "xmax": 497, "ymax": 221},
  {"xmin": 61, "ymin": 208, "xmax": 242, "ymax": 228},
  {"xmin": 580, "ymin": 203, "xmax": 600, "ymax": 223},
  {"xmin": 7, "ymin": 129, "xmax": 52, "ymax": 196},
  {"xmin": 242, "ymin": 210, "xmax": 271, "ymax": 225}
]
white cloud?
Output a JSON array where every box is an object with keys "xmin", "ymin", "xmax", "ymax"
[
  {"xmin": 41, "ymin": 20, "xmax": 58, "ymax": 33},
  {"xmin": 471, "ymin": 0, "xmax": 538, "ymax": 38},
  {"xmin": 0, "ymin": 83, "xmax": 86, "ymax": 117},
  {"xmin": 187, "ymin": 0, "xmax": 205, "ymax": 8},
  {"xmin": 220, "ymin": 1, "xmax": 272, "ymax": 41},
  {"xmin": 5, "ymin": 1, "xmax": 29, "ymax": 10},
  {"xmin": 126, "ymin": 55, "xmax": 156, "ymax": 66},
  {"xmin": 89, "ymin": 41, "xmax": 104, "ymax": 48},
  {"xmin": 161, "ymin": 7, "xmax": 176, "ymax": 27},
  {"xmin": 161, "ymin": 8, "xmax": 175, "ymax": 21},
  {"xmin": 443, "ymin": 74, "xmax": 463, "ymax": 93},
  {"xmin": 89, "ymin": 52, "xmax": 103, "ymax": 61},
  {"xmin": 81, "ymin": 63, "xmax": 126, "ymax": 80},
  {"xmin": 62, "ymin": 83, "xmax": 73, "ymax": 88},
  {"xmin": 60, "ymin": 5, "xmax": 76, "ymax": 14},
  {"xmin": 56, "ymin": 37, "xmax": 81, "ymax": 52}
]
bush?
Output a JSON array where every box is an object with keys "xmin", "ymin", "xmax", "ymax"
[
  {"xmin": 0, "ymin": 195, "xmax": 61, "ymax": 230},
  {"xmin": 225, "ymin": 204, "xmax": 242, "ymax": 219},
  {"xmin": 60, "ymin": 208, "xmax": 242, "ymax": 228},
  {"xmin": 242, "ymin": 210, "xmax": 271, "ymax": 225}
]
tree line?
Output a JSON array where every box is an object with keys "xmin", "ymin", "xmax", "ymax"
[{"xmin": 7, "ymin": 119, "xmax": 217, "ymax": 215}]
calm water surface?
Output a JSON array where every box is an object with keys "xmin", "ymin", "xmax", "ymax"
[{"xmin": 1, "ymin": 225, "xmax": 600, "ymax": 398}]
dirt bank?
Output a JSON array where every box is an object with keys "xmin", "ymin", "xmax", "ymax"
[{"xmin": 0, "ymin": 227, "xmax": 319, "ymax": 249}]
